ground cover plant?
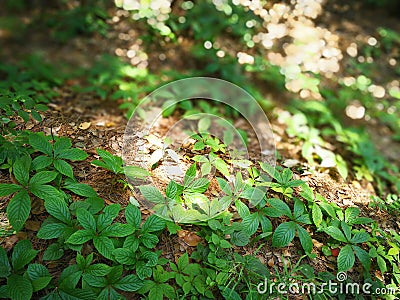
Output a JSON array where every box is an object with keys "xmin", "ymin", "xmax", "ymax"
[{"xmin": 0, "ymin": 0, "xmax": 400, "ymax": 299}]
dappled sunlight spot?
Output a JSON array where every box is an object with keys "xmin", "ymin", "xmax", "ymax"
[
  {"xmin": 237, "ymin": 52, "xmax": 254, "ymax": 65},
  {"xmin": 368, "ymin": 85, "xmax": 386, "ymax": 98},
  {"xmin": 204, "ymin": 41, "xmax": 213, "ymax": 49},
  {"xmin": 342, "ymin": 76, "xmax": 356, "ymax": 87},
  {"xmin": 241, "ymin": 0, "xmax": 343, "ymax": 97},
  {"xmin": 367, "ymin": 36, "xmax": 378, "ymax": 46},
  {"xmin": 346, "ymin": 102, "xmax": 366, "ymax": 120},
  {"xmin": 346, "ymin": 43, "xmax": 358, "ymax": 57},
  {"xmin": 389, "ymin": 58, "xmax": 397, "ymax": 66}
]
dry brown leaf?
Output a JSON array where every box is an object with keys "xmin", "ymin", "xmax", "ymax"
[
  {"xmin": 25, "ymin": 220, "xmax": 41, "ymax": 231},
  {"xmin": 267, "ymin": 257, "xmax": 275, "ymax": 267},
  {"xmin": 79, "ymin": 122, "xmax": 91, "ymax": 130},
  {"xmin": 3, "ymin": 235, "xmax": 18, "ymax": 251},
  {"xmin": 177, "ymin": 230, "xmax": 202, "ymax": 247},
  {"xmin": 312, "ymin": 239, "xmax": 323, "ymax": 249}
]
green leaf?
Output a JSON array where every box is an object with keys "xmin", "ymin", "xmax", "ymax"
[
  {"xmin": 184, "ymin": 164, "xmax": 197, "ymax": 186},
  {"xmin": 320, "ymin": 202, "xmax": 336, "ymax": 219},
  {"xmin": 32, "ymin": 156, "xmax": 53, "ymax": 171},
  {"xmin": 335, "ymin": 154, "xmax": 348, "ymax": 180},
  {"xmin": 113, "ymin": 248, "xmax": 136, "ymax": 265},
  {"xmin": 114, "ymin": 274, "xmax": 143, "ymax": 292},
  {"xmin": 272, "ymin": 222, "xmax": 296, "ymax": 248},
  {"xmin": 337, "ymin": 244, "xmax": 355, "ymax": 272},
  {"xmin": 29, "ymin": 133, "xmax": 52, "ymax": 156},
  {"xmin": 123, "ymin": 236, "xmax": 140, "ymax": 252},
  {"xmin": 165, "ymin": 181, "xmax": 178, "ymax": 199},
  {"xmin": 64, "ymin": 183, "xmax": 97, "ymax": 197},
  {"xmin": 56, "ymin": 148, "xmax": 88, "ymax": 161},
  {"xmin": 139, "ymin": 185, "xmax": 165, "ymax": 204},
  {"xmin": 297, "ymin": 224, "xmax": 313, "ymax": 254},
  {"xmin": 76, "ymin": 208, "xmax": 96, "ymax": 231},
  {"xmin": 7, "ymin": 190, "xmax": 31, "ymax": 232},
  {"xmin": 265, "ymin": 198, "xmax": 292, "ymax": 218},
  {"xmin": 7, "ymin": 274, "xmax": 33, "ymax": 300},
  {"xmin": 44, "ymin": 197, "xmax": 71, "ymax": 224},
  {"xmin": 96, "ymin": 204, "xmax": 120, "ymax": 231},
  {"xmin": 241, "ymin": 213, "xmax": 259, "ymax": 235},
  {"xmin": 0, "ymin": 247, "xmax": 11, "ymax": 278},
  {"xmin": 0, "ymin": 184, "xmax": 22, "ymax": 196},
  {"xmin": 312, "ymin": 204, "xmax": 323, "ymax": 228},
  {"xmin": 230, "ymin": 231, "xmax": 250, "ymax": 246},
  {"xmin": 12, "ymin": 240, "xmax": 38, "ymax": 271},
  {"xmin": 29, "ymin": 171, "xmax": 58, "ymax": 185},
  {"xmin": 300, "ymin": 184, "xmax": 314, "ymax": 202},
  {"xmin": 142, "ymin": 251, "xmax": 158, "ymax": 267},
  {"xmin": 13, "ymin": 155, "xmax": 31, "ymax": 186},
  {"xmin": 340, "ymin": 222, "xmax": 351, "ymax": 242},
  {"xmin": 187, "ymin": 178, "xmax": 210, "ymax": 193},
  {"xmin": 217, "ymin": 178, "xmax": 232, "ymax": 196},
  {"xmin": 83, "ymin": 274, "xmax": 108, "ymax": 288},
  {"xmin": 377, "ymin": 256, "xmax": 387, "ymax": 274},
  {"xmin": 345, "ymin": 207, "xmax": 360, "ymax": 224},
  {"xmin": 235, "ymin": 200, "xmax": 250, "ymax": 218},
  {"xmin": 53, "ymin": 137, "xmax": 72, "ymax": 154},
  {"xmin": 101, "ymin": 223, "xmax": 135, "ymax": 237},
  {"xmin": 215, "ymin": 158, "xmax": 230, "ymax": 178},
  {"xmin": 86, "ymin": 264, "xmax": 111, "ymax": 276},
  {"xmin": 352, "ymin": 245, "xmax": 371, "ymax": 270},
  {"xmin": 149, "ymin": 286, "xmax": 164, "ymax": 300},
  {"xmin": 293, "ymin": 199, "xmax": 306, "ymax": 218},
  {"xmin": 240, "ymin": 187, "xmax": 266, "ymax": 206},
  {"xmin": 220, "ymin": 286, "xmax": 241, "ymax": 300},
  {"xmin": 142, "ymin": 215, "xmax": 166, "ymax": 233},
  {"xmin": 30, "ymin": 184, "xmax": 61, "ymax": 200},
  {"xmin": 125, "ymin": 204, "xmax": 141, "ymax": 228},
  {"xmin": 43, "ymin": 243, "xmax": 64, "ymax": 260},
  {"xmin": 26, "ymin": 264, "xmax": 52, "ymax": 291},
  {"xmin": 350, "ymin": 231, "xmax": 370, "ymax": 244},
  {"xmin": 141, "ymin": 233, "xmax": 159, "ymax": 249},
  {"xmin": 281, "ymin": 168, "xmax": 294, "ymax": 184},
  {"xmin": 124, "ymin": 166, "xmax": 150, "ymax": 179},
  {"xmin": 93, "ymin": 236, "xmax": 115, "ymax": 260},
  {"xmin": 324, "ymin": 226, "xmax": 347, "ymax": 243},
  {"xmin": 66, "ymin": 229, "xmax": 94, "ymax": 245},
  {"xmin": 53, "ymin": 159, "xmax": 74, "ymax": 178},
  {"xmin": 37, "ymin": 222, "xmax": 67, "ymax": 239}
]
